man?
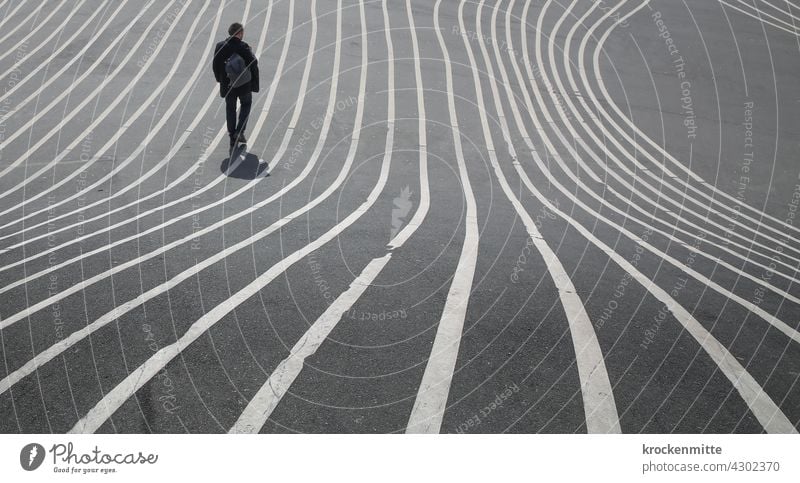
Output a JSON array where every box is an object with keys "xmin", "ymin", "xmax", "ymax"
[{"xmin": 213, "ymin": 22, "xmax": 260, "ymax": 153}]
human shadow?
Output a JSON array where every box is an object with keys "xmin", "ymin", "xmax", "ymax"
[{"xmin": 220, "ymin": 146, "xmax": 268, "ymax": 179}]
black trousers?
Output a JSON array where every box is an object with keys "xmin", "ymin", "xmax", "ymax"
[{"xmin": 225, "ymin": 84, "xmax": 252, "ymax": 142}]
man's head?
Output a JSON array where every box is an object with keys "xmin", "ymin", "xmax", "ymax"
[{"xmin": 228, "ymin": 22, "xmax": 244, "ymax": 39}]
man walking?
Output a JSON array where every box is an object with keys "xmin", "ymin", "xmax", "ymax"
[{"xmin": 213, "ymin": 22, "xmax": 260, "ymax": 154}]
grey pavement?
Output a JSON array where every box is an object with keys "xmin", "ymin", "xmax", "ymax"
[{"xmin": 0, "ymin": 0, "xmax": 798, "ymax": 434}]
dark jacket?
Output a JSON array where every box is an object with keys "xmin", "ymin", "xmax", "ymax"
[{"xmin": 213, "ymin": 36, "xmax": 259, "ymax": 97}]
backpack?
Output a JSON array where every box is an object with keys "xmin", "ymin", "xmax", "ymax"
[{"xmin": 225, "ymin": 52, "xmax": 251, "ymax": 88}]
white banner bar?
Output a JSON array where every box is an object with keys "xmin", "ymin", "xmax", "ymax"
[{"xmin": 1, "ymin": 435, "xmax": 798, "ymax": 482}]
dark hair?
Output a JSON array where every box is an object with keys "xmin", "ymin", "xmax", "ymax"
[{"xmin": 228, "ymin": 22, "xmax": 243, "ymax": 36}]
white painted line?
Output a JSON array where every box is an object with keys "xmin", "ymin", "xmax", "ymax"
[
  {"xmin": 0, "ymin": 0, "xmax": 315, "ymax": 253},
  {"xmin": 230, "ymin": 257, "xmax": 393, "ymax": 432},
  {"xmin": 0, "ymin": 0, "xmax": 139, "ymax": 106},
  {"xmin": 0, "ymin": 0, "xmax": 160, "ymax": 167},
  {"xmin": 533, "ymin": 0, "xmax": 800, "ymax": 270},
  {"xmin": 757, "ymin": 0, "xmax": 800, "ymax": 23},
  {"xmin": 405, "ymin": 0, "xmax": 481, "ymax": 434},
  {"xmin": 70, "ymin": 0, "xmax": 385, "ymax": 433},
  {"xmin": 0, "ymin": 0, "xmax": 296, "ymax": 245},
  {"xmin": 582, "ymin": 2, "xmax": 800, "ymax": 238},
  {"xmin": 0, "ymin": 0, "xmax": 343, "ymax": 401},
  {"xmin": 510, "ymin": 0, "xmax": 796, "ymax": 433},
  {"xmin": 571, "ymin": 3, "xmax": 800, "ymax": 288},
  {"xmin": 389, "ymin": 0, "xmax": 429, "ymax": 250},
  {"xmin": 0, "ymin": 0, "xmax": 188, "ymax": 202},
  {"xmin": 0, "ymin": 0, "xmax": 77, "ymax": 64},
  {"xmin": 0, "ymin": 0, "xmax": 220, "ymax": 228},
  {"xmin": 230, "ymin": 0, "xmax": 409, "ymax": 433},
  {"xmin": 0, "ymin": 0, "xmax": 38, "ymax": 34},
  {"xmin": 537, "ymin": 0, "xmax": 800, "ymax": 283},
  {"xmin": 564, "ymin": 3, "xmax": 800, "ymax": 330},
  {"xmin": 551, "ymin": 1, "xmax": 800, "ymax": 267},
  {"xmin": 509, "ymin": 0, "xmax": 800, "ymax": 332},
  {"xmin": 0, "ymin": 0, "xmax": 317, "ymax": 273},
  {"xmin": 0, "ymin": 2, "xmax": 307, "ymax": 288},
  {"xmin": 726, "ymin": 0, "xmax": 800, "ymax": 33},
  {"xmin": 0, "ymin": 0, "xmax": 208, "ymax": 220},
  {"xmin": 470, "ymin": 0, "xmax": 620, "ymax": 433},
  {"xmin": 0, "ymin": 0, "xmax": 323, "ymax": 330},
  {"xmin": 516, "ymin": 2, "xmax": 799, "ymax": 286},
  {"xmin": 74, "ymin": 136, "xmax": 390, "ymax": 433}
]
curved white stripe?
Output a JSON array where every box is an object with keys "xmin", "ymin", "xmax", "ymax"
[
  {"xmin": 0, "ymin": 0, "xmax": 67, "ymax": 54},
  {"xmin": 563, "ymin": 2, "xmax": 800, "ymax": 337},
  {"xmin": 0, "ymin": 0, "xmax": 201, "ymax": 218},
  {"xmin": 0, "ymin": 0, "xmax": 34, "ymax": 32},
  {"xmin": 467, "ymin": 0, "xmax": 620, "ymax": 433},
  {"xmin": 0, "ymin": 0, "xmax": 174, "ymax": 186},
  {"xmin": 520, "ymin": 1, "xmax": 800, "ymax": 244},
  {"xmin": 0, "ymin": 0, "xmax": 273, "ymax": 398},
  {"xmin": 0, "ymin": 4, "xmax": 244, "ymax": 283},
  {"xmin": 0, "ymin": 0, "xmax": 220, "ymax": 225},
  {"xmin": 0, "ymin": 0, "xmax": 300, "ymax": 250},
  {"xmin": 510, "ymin": 0, "xmax": 800, "ymax": 342},
  {"xmin": 771, "ymin": 0, "xmax": 800, "ymax": 10},
  {"xmin": 511, "ymin": 0, "xmax": 798, "ymax": 432},
  {"xmin": 734, "ymin": 0, "xmax": 800, "ymax": 31},
  {"xmin": 576, "ymin": 15, "xmax": 800, "ymax": 279},
  {"xmin": 571, "ymin": 7, "xmax": 800, "ymax": 293},
  {"xmin": 0, "ymin": 4, "xmax": 348, "ymax": 299},
  {"xmin": 70, "ymin": 0, "xmax": 379, "ymax": 433},
  {"xmin": 387, "ymin": 0, "xmax": 429, "ymax": 250},
  {"xmin": 0, "ymin": 1, "xmax": 327, "ymax": 298},
  {"xmin": 548, "ymin": 4, "xmax": 800, "ymax": 299},
  {"xmin": 0, "ymin": 0, "xmax": 316, "ymax": 253},
  {"xmin": 758, "ymin": 0, "xmax": 800, "ymax": 22},
  {"xmin": 0, "ymin": 0, "xmax": 127, "ymax": 109},
  {"xmin": 510, "ymin": 0, "xmax": 796, "ymax": 433},
  {"xmin": 406, "ymin": 0, "xmax": 481, "ymax": 434},
  {"xmin": 541, "ymin": 1, "xmax": 800, "ymax": 268},
  {"xmin": 0, "ymin": 0, "xmax": 345, "ymax": 398},
  {"xmin": 721, "ymin": 0, "xmax": 800, "ymax": 36},
  {"xmin": 572, "ymin": 10, "xmax": 800, "ymax": 286},
  {"xmin": 230, "ymin": 0, "xmax": 402, "ymax": 433},
  {"xmin": 105, "ymin": 0, "xmax": 258, "ymax": 435},
  {"xmin": 0, "ymin": 0, "xmax": 97, "ymax": 70},
  {"xmin": 581, "ymin": 0, "xmax": 800, "ymax": 238},
  {"xmin": 0, "ymin": 1, "xmax": 318, "ymax": 332},
  {"xmin": 0, "ymin": 0, "xmax": 158, "ymax": 143}
]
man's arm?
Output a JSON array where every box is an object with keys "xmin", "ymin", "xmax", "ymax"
[
  {"xmin": 240, "ymin": 41, "xmax": 259, "ymax": 93},
  {"xmin": 212, "ymin": 41, "xmax": 226, "ymax": 83},
  {"xmin": 238, "ymin": 42, "xmax": 257, "ymax": 68}
]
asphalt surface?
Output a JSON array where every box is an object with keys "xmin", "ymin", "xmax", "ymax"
[{"xmin": 0, "ymin": 0, "xmax": 799, "ymax": 434}]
